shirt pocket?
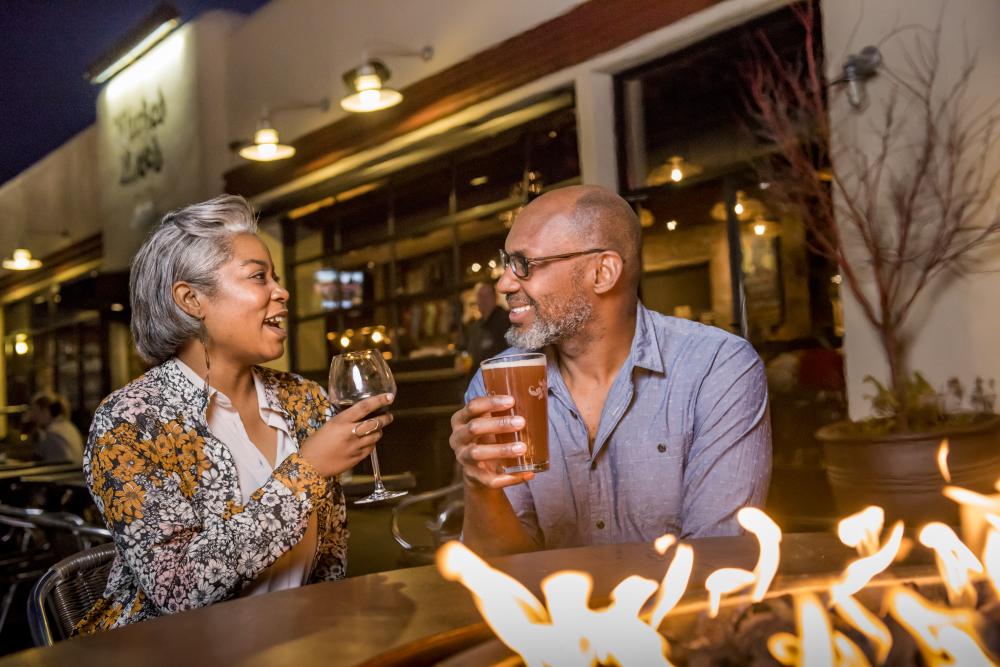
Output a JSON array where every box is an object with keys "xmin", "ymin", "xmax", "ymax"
[{"xmin": 619, "ymin": 431, "xmax": 691, "ymax": 539}]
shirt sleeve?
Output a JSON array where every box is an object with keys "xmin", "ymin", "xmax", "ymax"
[
  {"xmin": 463, "ymin": 370, "xmax": 543, "ymax": 546},
  {"xmin": 86, "ymin": 413, "xmax": 330, "ymax": 614},
  {"xmin": 680, "ymin": 337, "xmax": 772, "ymax": 538}
]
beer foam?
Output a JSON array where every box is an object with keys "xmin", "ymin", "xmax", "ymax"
[{"xmin": 482, "ymin": 355, "xmax": 546, "ymax": 369}]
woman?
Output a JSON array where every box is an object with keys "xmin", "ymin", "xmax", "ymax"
[{"xmin": 77, "ymin": 195, "xmax": 392, "ymax": 633}]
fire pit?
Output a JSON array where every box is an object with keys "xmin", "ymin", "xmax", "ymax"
[{"xmin": 417, "ymin": 499, "xmax": 1000, "ymax": 667}]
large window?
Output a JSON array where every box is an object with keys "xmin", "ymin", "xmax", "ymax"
[
  {"xmin": 615, "ymin": 3, "xmax": 843, "ymax": 529},
  {"xmin": 283, "ymin": 106, "xmax": 580, "ymax": 374}
]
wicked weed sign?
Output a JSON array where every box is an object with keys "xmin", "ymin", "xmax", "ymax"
[{"xmin": 114, "ymin": 89, "xmax": 167, "ymax": 185}]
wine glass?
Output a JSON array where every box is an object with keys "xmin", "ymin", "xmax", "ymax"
[{"xmin": 328, "ymin": 349, "xmax": 406, "ymax": 505}]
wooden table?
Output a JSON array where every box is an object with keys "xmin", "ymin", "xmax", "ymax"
[
  {"xmin": 1, "ymin": 533, "xmax": 857, "ymax": 666},
  {"xmin": 0, "ymin": 462, "xmax": 79, "ymax": 481}
]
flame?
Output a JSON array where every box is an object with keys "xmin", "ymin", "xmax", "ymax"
[
  {"xmin": 654, "ymin": 534, "xmax": 677, "ymax": 555},
  {"xmin": 938, "ymin": 439, "xmax": 952, "ymax": 483},
  {"xmin": 704, "ymin": 568, "xmax": 756, "ymax": 618},
  {"xmin": 918, "ymin": 522, "xmax": 983, "ymax": 607},
  {"xmin": 837, "ymin": 506, "xmax": 885, "ymax": 557},
  {"xmin": 768, "ymin": 593, "xmax": 871, "ymax": 667},
  {"xmin": 886, "ymin": 587, "xmax": 995, "ymax": 666},
  {"xmin": 437, "ymin": 541, "xmax": 676, "ymax": 666},
  {"xmin": 982, "ymin": 514, "xmax": 1000, "ymax": 597},
  {"xmin": 831, "ymin": 594, "xmax": 893, "ymax": 664},
  {"xmin": 738, "ymin": 507, "xmax": 782, "ymax": 601},
  {"xmin": 830, "ymin": 520, "xmax": 904, "ymax": 600},
  {"xmin": 647, "ymin": 544, "xmax": 694, "ymax": 629}
]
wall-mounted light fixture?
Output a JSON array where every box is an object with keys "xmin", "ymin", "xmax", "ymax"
[
  {"xmin": 340, "ymin": 46, "xmax": 433, "ymax": 113},
  {"xmin": 85, "ymin": 3, "xmax": 180, "ymax": 85},
  {"xmin": 835, "ymin": 45, "xmax": 882, "ymax": 110},
  {"xmin": 3, "ymin": 248, "xmax": 42, "ymax": 271},
  {"xmin": 234, "ymin": 98, "xmax": 331, "ymax": 162}
]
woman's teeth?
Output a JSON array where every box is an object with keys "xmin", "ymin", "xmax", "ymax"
[{"xmin": 264, "ymin": 315, "xmax": 284, "ymax": 328}]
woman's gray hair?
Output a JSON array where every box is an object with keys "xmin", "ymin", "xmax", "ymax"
[{"xmin": 130, "ymin": 195, "xmax": 258, "ymax": 365}]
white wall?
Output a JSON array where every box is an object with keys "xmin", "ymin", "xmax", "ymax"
[
  {"xmin": 96, "ymin": 12, "xmax": 244, "ymax": 271},
  {"xmin": 823, "ymin": 0, "xmax": 1000, "ymax": 418},
  {"xmin": 0, "ymin": 127, "xmax": 101, "ymax": 271}
]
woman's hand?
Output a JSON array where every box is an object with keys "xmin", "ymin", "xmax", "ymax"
[{"xmin": 299, "ymin": 393, "xmax": 394, "ymax": 477}]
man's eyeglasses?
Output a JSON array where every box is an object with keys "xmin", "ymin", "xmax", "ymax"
[{"xmin": 499, "ymin": 248, "xmax": 612, "ymax": 279}]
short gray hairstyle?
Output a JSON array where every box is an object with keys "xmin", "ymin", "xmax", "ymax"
[{"xmin": 130, "ymin": 195, "xmax": 258, "ymax": 365}]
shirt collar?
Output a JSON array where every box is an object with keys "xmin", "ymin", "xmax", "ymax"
[
  {"xmin": 172, "ymin": 357, "xmax": 287, "ymax": 426},
  {"xmin": 542, "ymin": 302, "xmax": 663, "ymax": 378}
]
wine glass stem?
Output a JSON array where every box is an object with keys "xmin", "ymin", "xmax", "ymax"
[{"xmin": 369, "ymin": 448, "xmax": 388, "ymax": 492}]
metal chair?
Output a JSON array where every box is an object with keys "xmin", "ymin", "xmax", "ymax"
[
  {"xmin": 0, "ymin": 504, "xmax": 111, "ymax": 641},
  {"xmin": 28, "ymin": 542, "xmax": 116, "ymax": 646},
  {"xmin": 391, "ymin": 482, "xmax": 464, "ymax": 566}
]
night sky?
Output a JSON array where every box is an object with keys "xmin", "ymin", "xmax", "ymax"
[{"xmin": 0, "ymin": 0, "xmax": 270, "ymax": 187}]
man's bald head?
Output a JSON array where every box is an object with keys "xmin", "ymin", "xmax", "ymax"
[{"xmin": 527, "ymin": 185, "xmax": 642, "ymax": 290}]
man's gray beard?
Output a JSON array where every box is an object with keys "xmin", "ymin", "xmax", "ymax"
[{"xmin": 505, "ymin": 294, "xmax": 593, "ymax": 350}]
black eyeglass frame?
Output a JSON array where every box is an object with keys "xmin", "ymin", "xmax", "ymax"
[{"xmin": 498, "ymin": 248, "xmax": 616, "ymax": 279}]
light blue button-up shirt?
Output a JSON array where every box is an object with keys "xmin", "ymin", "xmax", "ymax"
[{"xmin": 465, "ymin": 302, "xmax": 771, "ymax": 549}]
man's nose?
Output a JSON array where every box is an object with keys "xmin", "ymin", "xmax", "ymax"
[{"xmin": 497, "ymin": 264, "xmax": 520, "ymax": 293}]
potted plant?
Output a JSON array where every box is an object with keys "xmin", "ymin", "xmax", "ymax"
[{"xmin": 745, "ymin": 3, "xmax": 1000, "ymax": 526}]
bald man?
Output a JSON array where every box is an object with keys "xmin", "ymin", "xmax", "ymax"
[{"xmin": 449, "ymin": 185, "xmax": 771, "ymax": 555}]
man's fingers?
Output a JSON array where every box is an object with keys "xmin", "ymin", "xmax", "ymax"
[
  {"xmin": 465, "ymin": 442, "xmax": 527, "ymax": 462},
  {"xmin": 467, "ymin": 414, "xmax": 525, "ymax": 436},
  {"xmin": 487, "ymin": 472, "xmax": 534, "ymax": 489},
  {"xmin": 451, "ymin": 395, "xmax": 515, "ymax": 428}
]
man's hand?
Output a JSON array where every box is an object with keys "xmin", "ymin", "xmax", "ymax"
[{"xmin": 449, "ymin": 395, "xmax": 535, "ymax": 489}]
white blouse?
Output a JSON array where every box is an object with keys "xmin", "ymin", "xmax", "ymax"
[{"xmin": 176, "ymin": 359, "xmax": 318, "ymax": 596}]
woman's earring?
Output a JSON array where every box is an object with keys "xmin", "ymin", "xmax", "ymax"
[{"xmin": 198, "ymin": 319, "xmax": 211, "ymax": 406}]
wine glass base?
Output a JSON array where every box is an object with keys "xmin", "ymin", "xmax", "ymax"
[{"xmin": 353, "ymin": 488, "xmax": 408, "ymax": 505}]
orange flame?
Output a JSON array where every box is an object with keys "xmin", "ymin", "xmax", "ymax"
[
  {"xmin": 704, "ymin": 568, "xmax": 756, "ymax": 618},
  {"xmin": 982, "ymin": 514, "xmax": 1000, "ymax": 598},
  {"xmin": 918, "ymin": 522, "xmax": 983, "ymax": 607},
  {"xmin": 831, "ymin": 594, "xmax": 892, "ymax": 664},
  {"xmin": 647, "ymin": 544, "xmax": 694, "ymax": 629},
  {"xmin": 768, "ymin": 593, "xmax": 871, "ymax": 667},
  {"xmin": 937, "ymin": 439, "xmax": 951, "ymax": 483},
  {"xmin": 738, "ymin": 507, "xmax": 782, "ymax": 601},
  {"xmin": 886, "ymin": 587, "xmax": 995, "ymax": 666},
  {"xmin": 654, "ymin": 534, "xmax": 677, "ymax": 555},
  {"xmin": 943, "ymin": 486, "xmax": 1000, "ymax": 557},
  {"xmin": 830, "ymin": 520, "xmax": 904, "ymax": 600},
  {"xmin": 837, "ymin": 506, "xmax": 884, "ymax": 557}
]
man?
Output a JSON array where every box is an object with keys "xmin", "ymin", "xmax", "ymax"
[
  {"xmin": 26, "ymin": 391, "xmax": 84, "ymax": 466},
  {"xmin": 465, "ymin": 281, "xmax": 511, "ymax": 367},
  {"xmin": 449, "ymin": 185, "xmax": 771, "ymax": 556}
]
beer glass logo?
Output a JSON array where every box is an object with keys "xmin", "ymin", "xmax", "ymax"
[{"xmin": 528, "ymin": 378, "xmax": 547, "ymax": 399}]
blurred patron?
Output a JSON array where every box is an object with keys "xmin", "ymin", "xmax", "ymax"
[
  {"xmin": 465, "ymin": 281, "xmax": 511, "ymax": 367},
  {"xmin": 25, "ymin": 391, "xmax": 84, "ymax": 466}
]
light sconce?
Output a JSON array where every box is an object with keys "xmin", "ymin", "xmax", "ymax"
[
  {"xmin": 836, "ymin": 46, "xmax": 881, "ymax": 110},
  {"xmin": 85, "ymin": 3, "xmax": 180, "ymax": 84},
  {"xmin": 645, "ymin": 155, "xmax": 701, "ymax": 187},
  {"xmin": 3, "ymin": 248, "xmax": 42, "ymax": 271},
  {"xmin": 235, "ymin": 98, "xmax": 331, "ymax": 162},
  {"xmin": 13, "ymin": 333, "xmax": 31, "ymax": 356},
  {"xmin": 340, "ymin": 46, "xmax": 433, "ymax": 113}
]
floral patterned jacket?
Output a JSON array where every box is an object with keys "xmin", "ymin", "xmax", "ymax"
[{"xmin": 76, "ymin": 359, "xmax": 345, "ymax": 634}]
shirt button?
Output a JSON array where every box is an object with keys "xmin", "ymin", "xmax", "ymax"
[
  {"xmin": 657, "ymin": 443, "xmax": 667, "ymax": 453},
  {"xmin": 595, "ymin": 520, "xmax": 605, "ymax": 530}
]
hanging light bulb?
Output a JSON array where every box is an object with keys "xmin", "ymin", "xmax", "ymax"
[
  {"xmin": 753, "ymin": 221, "xmax": 767, "ymax": 236},
  {"xmin": 3, "ymin": 248, "xmax": 42, "ymax": 271}
]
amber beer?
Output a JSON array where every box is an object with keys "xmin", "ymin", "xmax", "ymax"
[{"xmin": 481, "ymin": 353, "xmax": 548, "ymax": 474}]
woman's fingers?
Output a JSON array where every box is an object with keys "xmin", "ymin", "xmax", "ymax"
[{"xmin": 339, "ymin": 393, "xmax": 394, "ymax": 420}]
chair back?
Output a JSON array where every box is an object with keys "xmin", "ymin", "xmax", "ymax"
[{"xmin": 28, "ymin": 542, "xmax": 116, "ymax": 646}]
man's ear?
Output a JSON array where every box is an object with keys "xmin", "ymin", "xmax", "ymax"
[
  {"xmin": 172, "ymin": 282, "xmax": 205, "ymax": 320},
  {"xmin": 592, "ymin": 251, "xmax": 624, "ymax": 295}
]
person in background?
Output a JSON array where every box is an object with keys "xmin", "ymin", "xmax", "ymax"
[
  {"xmin": 26, "ymin": 391, "xmax": 84, "ymax": 466},
  {"xmin": 78, "ymin": 195, "xmax": 394, "ymax": 634},
  {"xmin": 449, "ymin": 185, "xmax": 771, "ymax": 555},
  {"xmin": 465, "ymin": 281, "xmax": 511, "ymax": 368}
]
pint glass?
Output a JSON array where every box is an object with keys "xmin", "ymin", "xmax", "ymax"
[{"xmin": 480, "ymin": 352, "xmax": 548, "ymax": 474}]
